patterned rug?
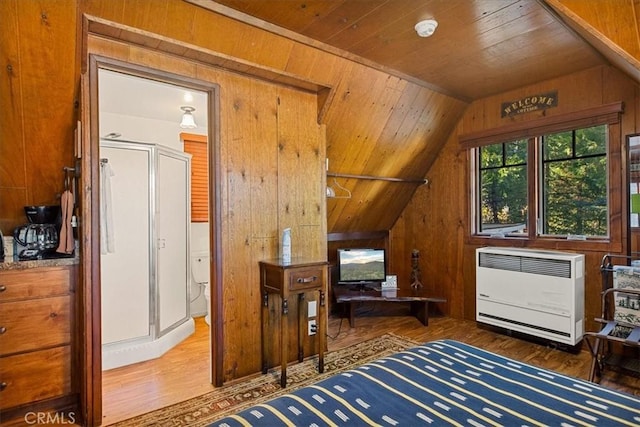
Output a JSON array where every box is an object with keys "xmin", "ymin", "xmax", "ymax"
[{"xmin": 110, "ymin": 333, "xmax": 419, "ymax": 427}]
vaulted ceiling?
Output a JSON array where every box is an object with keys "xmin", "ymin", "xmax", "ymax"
[
  {"xmin": 197, "ymin": 0, "xmax": 609, "ymax": 101},
  {"xmin": 185, "ymin": 0, "xmax": 638, "ymax": 233}
]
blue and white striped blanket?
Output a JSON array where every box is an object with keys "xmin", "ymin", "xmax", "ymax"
[{"xmin": 211, "ymin": 340, "xmax": 640, "ymax": 426}]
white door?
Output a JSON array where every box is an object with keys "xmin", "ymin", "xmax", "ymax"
[
  {"xmin": 100, "ymin": 144, "xmax": 152, "ymax": 344},
  {"xmin": 157, "ymin": 149, "xmax": 190, "ymax": 334}
]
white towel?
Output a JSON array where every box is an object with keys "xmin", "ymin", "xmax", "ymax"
[
  {"xmin": 56, "ymin": 189, "xmax": 75, "ymax": 254},
  {"xmin": 100, "ymin": 161, "xmax": 116, "ymax": 254}
]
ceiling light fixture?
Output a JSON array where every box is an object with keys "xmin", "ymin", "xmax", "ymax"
[
  {"xmin": 180, "ymin": 106, "xmax": 197, "ymax": 129},
  {"xmin": 415, "ymin": 19, "xmax": 438, "ymax": 37}
]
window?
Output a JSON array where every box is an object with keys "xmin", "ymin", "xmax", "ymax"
[
  {"xmin": 478, "ymin": 139, "xmax": 528, "ymax": 235},
  {"xmin": 475, "ymin": 124, "xmax": 608, "ymax": 238},
  {"xmin": 541, "ymin": 127, "xmax": 607, "ymax": 236},
  {"xmin": 181, "ymin": 133, "xmax": 209, "ymax": 222}
]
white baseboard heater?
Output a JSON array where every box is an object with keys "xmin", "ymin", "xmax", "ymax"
[{"xmin": 476, "ymin": 247, "xmax": 585, "ymax": 346}]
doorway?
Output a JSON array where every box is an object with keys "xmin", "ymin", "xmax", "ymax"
[{"xmin": 83, "ymin": 55, "xmax": 223, "ymax": 423}]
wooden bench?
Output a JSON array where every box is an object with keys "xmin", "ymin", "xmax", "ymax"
[{"xmin": 332, "ymin": 285, "xmax": 446, "ymax": 327}]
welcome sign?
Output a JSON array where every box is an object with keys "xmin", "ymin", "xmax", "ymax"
[{"xmin": 501, "ymin": 90, "xmax": 558, "ymax": 117}]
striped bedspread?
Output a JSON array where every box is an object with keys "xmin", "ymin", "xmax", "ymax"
[{"xmin": 211, "ymin": 339, "xmax": 640, "ymax": 426}]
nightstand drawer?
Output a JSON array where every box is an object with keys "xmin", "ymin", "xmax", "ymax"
[
  {"xmin": 289, "ymin": 268, "xmax": 324, "ymax": 291},
  {"xmin": 0, "ymin": 346, "xmax": 71, "ymax": 410},
  {"xmin": 0, "ymin": 295, "xmax": 71, "ymax": 356},
  {"xmin": 0, "ymin": 267, "xmax": 71, "ymax": 302}
]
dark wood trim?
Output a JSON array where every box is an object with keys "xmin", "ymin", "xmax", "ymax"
[
  {"xmin": 459, "ymin": 102, "xmax": 624, "ymax": 148},
  {"xmin": 328, "ymin": 230, "xmax": 389, "ymax": 242},
  {"xmin": 81, "ymin": 54, "xmax": 225, "ymax": 425},
  {"xmin": 467, "ymin": 235, "xmax": 623, "ymax": 254},
  {"xmin": 208, "ymin": 84, "xmax": 225, "ymax": 387},
  {"xmin": 317, "ymin": 87, "xmax": 334, "ymax": 125},
  {"xmin": 83, "ymin": 13, "xmax": 335, "ymax": 125},
  {"xmin": 85, "ymin": 57, "xmax": 102, "ymax": 426},
  {"xmin": 527, "ymin": 136, "xmax": 538, "ymax": 238},
  {"xmin": 84, "ymin": 14, "xmax": 327, "ymax": 93}
]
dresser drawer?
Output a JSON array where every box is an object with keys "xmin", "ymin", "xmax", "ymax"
[
  {"xmin": 289, "ymin": 267, "xmax": 324, "ymax": 291},
  {"xmin": 0, "ymin": 346, "xmax": 71, "ymax": 410},
  {"xmin": 0, "ymin": 295, "xmax": 71, "ymax": 356},
  {"xmin": 0, "ymin": 267, "xmax": 72, "ymax": 302}
]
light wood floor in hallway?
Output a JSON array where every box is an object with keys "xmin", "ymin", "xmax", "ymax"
[{"xmin": 102, "ymin": 310, "xmax": 640, "ymax": 425}]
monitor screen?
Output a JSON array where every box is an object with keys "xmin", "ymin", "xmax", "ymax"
[{"xmin": 337, "ymin": 248, "xmax": 386, "ymax": 283}]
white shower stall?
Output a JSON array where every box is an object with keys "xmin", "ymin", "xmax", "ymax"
[{"xmin": 100, "ymin": 139, "xmax": 193, "ymax": 370}]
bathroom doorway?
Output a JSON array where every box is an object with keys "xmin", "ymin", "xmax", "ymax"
[{"xmin": 87, "ymin": 56, "xmax": 222, "ymax": 422}]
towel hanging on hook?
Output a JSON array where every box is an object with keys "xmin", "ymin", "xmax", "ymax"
[
  {"xmin": 327, "ymin": 178, "xmax": 351, "ymax": 199},
  {"xmin": 63, "ymin": 166, "xmax": 76, "ymax": 191}
]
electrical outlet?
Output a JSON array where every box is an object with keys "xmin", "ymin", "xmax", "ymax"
[
  {"xmin": 308, "ymin": 319, "xmax": 317, "ymax": 336},
  {"xmin": 308, "ymin": 300, "xmax": 317, "ymax": 318}
]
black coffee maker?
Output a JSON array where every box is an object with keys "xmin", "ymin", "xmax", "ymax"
[{"xmin": 13, "ymin": 206, "xmax": 61, "ymax": 260}]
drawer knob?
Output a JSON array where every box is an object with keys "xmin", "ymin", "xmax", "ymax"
[
  {"xmin": 0, "ymin": 285, "xmax": 5, "ymax": 292},
  {"xmin": 50, "ymin": 312, "xmax": 58, "ymax": 318},
  {"xmin": 0, "ymin": 327, "xmax": 5, "ymax": 334},
  {"xmin": 0, "ymin": 382, "xmax": 6, "ymax": 391},
  {"xmin": 297, "ymin": 276, "xmax": 318, "ymax": 284}
]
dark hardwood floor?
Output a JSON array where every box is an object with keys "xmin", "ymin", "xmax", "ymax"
[{"xmin": 101, "ymin": 305, "xmax": 640, "ymax": 425}]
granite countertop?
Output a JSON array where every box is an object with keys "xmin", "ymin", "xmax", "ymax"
[{"xmin": 0, "ymin": 255, "xmax": 79, "ymax": 271}]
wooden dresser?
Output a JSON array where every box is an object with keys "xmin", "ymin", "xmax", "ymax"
[{"xmin": 0, "ymin": 264, "xmax": 76, "ymax": 421}]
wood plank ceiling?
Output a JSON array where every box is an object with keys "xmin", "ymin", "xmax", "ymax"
[
  {"xmin": 204, "ymin": 0, "xmax": 604, "ymax": 100},
  {"xmin": 188, "ymin": 0, "xmax": 610, "ymax": 233}
]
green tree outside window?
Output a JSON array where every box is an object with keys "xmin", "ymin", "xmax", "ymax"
[{"xmin": 477, "ymin": 124, "xmax": 607, "ymax": 238}]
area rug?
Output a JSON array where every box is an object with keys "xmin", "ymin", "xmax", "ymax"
[{"xmin": 110, "ymin": 333, "xmax": 419, "ymax": 427}]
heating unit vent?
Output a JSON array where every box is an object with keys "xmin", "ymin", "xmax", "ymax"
[
  {"xmin": 476, "ymin": 247, "xmax": 585, "ymax": 346},
  {"xmin": 478, "ymin": 252, "xmax": 572, "ymax": 278}
]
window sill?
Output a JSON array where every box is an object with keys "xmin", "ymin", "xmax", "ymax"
[{"xmin": 467, "ymin": 235, "xmax": 621, "ymax": 254}]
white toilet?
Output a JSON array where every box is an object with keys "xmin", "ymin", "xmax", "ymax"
[{"xmin": 191, "ymin": 251, "xmax": 211, "ymax": 325}]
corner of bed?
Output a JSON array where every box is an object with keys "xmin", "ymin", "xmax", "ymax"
[{"xmin": 211, "ymin": 339, "xmax": 640, "ymax": 426}]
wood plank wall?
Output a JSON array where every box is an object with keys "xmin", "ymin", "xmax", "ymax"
[
  {"xmin": 324, "ymin": 69, "xmax": 467, "ymax": 232},
  {"xmin": 76, "ymin": 0, "xmax": 467, "ymax": 381},
  {"xmin": 1, "ymin": 0, "xmax": 469, "ymax": 237},
  {"xmin": 2, "ymin": 0, "xmax": 467, "ymax": 391},
  {"xmin": 88, "ymin": 32, "xmax": 326, "ymax": 380},
  {"xmin": 393, "ymin": 65, "xmax": 640, "ymax": 333},
  {"xmin": 0, "ymin": 0, "xmax": 78, "ymax": 231},
  {"xmin": 3, "ymin": 0, "xmax": 639, "ymax": 391}
]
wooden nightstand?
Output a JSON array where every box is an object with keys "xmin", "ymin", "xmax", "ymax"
[{"xmin": 259, "ymin": 258, "xmax": 328, "ymax": 388}]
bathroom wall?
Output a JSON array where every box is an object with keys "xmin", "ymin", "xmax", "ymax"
[
  {"xmin": 99, "ymin": 73, "xmax": 210, "ymax": 319},
  {"xmin": 100, "ymin": 112, "xmax": 186, "ymax": 150},
  {"xmin": 189, "ymin": 222, "xmax": 209, "ymax": 317}
]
